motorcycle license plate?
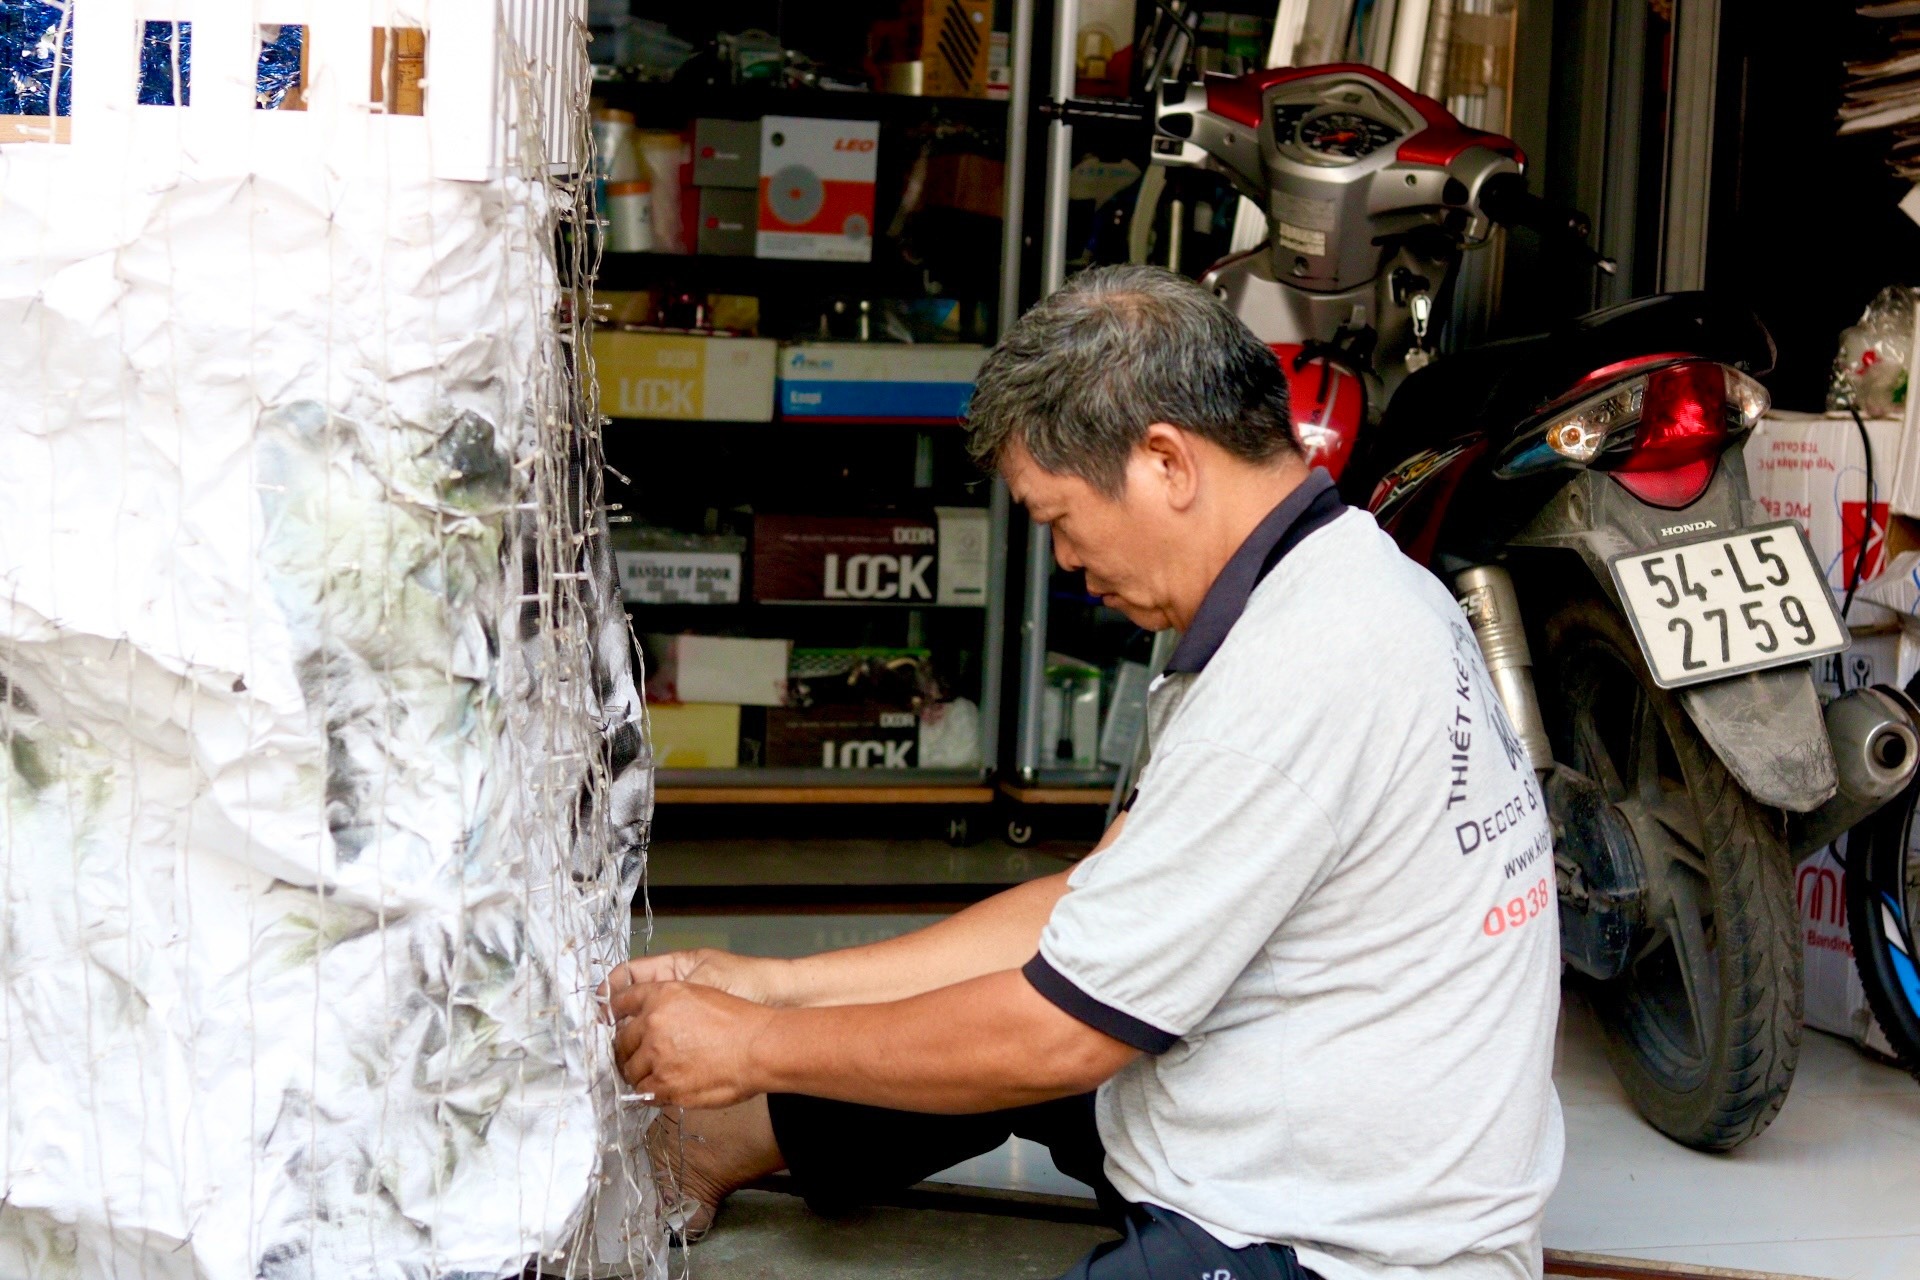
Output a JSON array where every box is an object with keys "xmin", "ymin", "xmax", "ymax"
[{"xmin": 1609, "ymin": 522, "xmax": 1848, "ymax": 689}]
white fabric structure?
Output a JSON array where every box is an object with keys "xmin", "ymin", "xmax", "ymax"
[{"xmin": 0, "ymin": 4, "xmax": 659, "ymax": 1277}]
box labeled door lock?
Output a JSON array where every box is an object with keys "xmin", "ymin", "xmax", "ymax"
[
  {"xmin": 593, "ymin": 331, "xmax": 776, "ymax": 421},
  {"xmin": 752, "ymin": 514, "xmax": 942, "ymax": 603}
]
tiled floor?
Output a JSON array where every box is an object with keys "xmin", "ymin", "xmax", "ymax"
[
  {"xmin": 644, "ymin": 854, "xmax": 1920, "ymax": 1280},
  {"xmin": 917, "ymin": 991, "xmax": 1920, "ymax": 1280},
  {"xmin": 1543, "ymin": 992, "xmax": 1920, "ymax": 1279}
]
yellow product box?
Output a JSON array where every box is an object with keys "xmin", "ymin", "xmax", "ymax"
[
  {"xmin": 647, "ymin": 702, "xmax": 742, "ymax": 769},
  {"xmin": 594, "ymin": 330, "xmax": 777, "ymax": 421}
]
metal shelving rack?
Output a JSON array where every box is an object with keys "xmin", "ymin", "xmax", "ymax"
[
  {"xmin": 1007, "ymin": 0, "xmax": 1129, "ymax": 800},
  {"xmin": 598, "ymin": 8, "xmax": 1038, "ymax": 807}
]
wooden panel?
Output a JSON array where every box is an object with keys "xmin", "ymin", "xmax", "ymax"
[
  {"xmin": 0, "ymin": 117, "xmax": 71, "ymax": 144},
  {"xmin": 1543, "ymin": 1250, "xmax": 1819, "ymax": 1280},
  {"xmin": 999, "ymin": 782, "xmax": 1113, "ymax": 805}
]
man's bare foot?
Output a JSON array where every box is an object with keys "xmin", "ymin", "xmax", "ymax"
[{"xmin": 649, "ymin": 1095, "xmax": 784, "ymax": 1243}]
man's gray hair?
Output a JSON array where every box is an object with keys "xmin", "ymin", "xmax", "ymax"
[{"xmin": 965, "ymin": 265, "xmax": 1296, "ymax": 495}]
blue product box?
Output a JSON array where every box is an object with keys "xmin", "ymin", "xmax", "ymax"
[{"xmin": 778, "ymin": 343, "xmax": 986, "ymax": 422}]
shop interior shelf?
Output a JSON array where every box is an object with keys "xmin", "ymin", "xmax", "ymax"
[
  {"xmin": 602, "ymin": 413, "xmax": 966, "ymax": 429},
  {"xmin": 592, "ymin": 250, "xmax": 975, "ymax": 298},
  {"xmin": 593, "ymin": 79, "xmax": 1010, "ymax": 130},
  {"xmin": 1017, "ymin": 767, "xmax": 1120, "ymax": 790},
  {"xmin": 623, "ymin": 600, "xmax": 984, "ymax": 611},
  {"xmin": 998, "ymin": 781, "xmax": 1118, "ymax": 806},
  {"xmin": 655, "ymin": 770, "xmax": 996, "ymax": 803}
]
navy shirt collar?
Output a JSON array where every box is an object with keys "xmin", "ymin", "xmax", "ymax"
[{"xmin": 1164, "ymin": 468, "xmax": 1346, "ymax": 676}]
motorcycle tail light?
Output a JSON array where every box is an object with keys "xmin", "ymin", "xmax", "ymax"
[
  {"xmin": 1496, "ymin": 361, "xmax": 1769, "ymax": 512},
  {"xmin": 1609, "ymin": 363, "xmax": 1767, "ymax": 508}
]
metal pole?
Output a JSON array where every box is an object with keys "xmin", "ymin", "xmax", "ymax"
[
  {"xmin": 1662, "ymin": 0, "xmax": 1719, "ymax": 292},
  {"xmin": 998, "ymin": 0, "xmax": 1037, "ymax": 332},
  {"xmin": 1599, "ymin": 0, "xmax": 1647, "ymax": 306},
  {"xmin": 978, "ymin": 0, "xmax": 1038, "ymax": 778},
  {"xmin": 1017, "ymin": 0, "xmax": 1081, "ymax": 782}
]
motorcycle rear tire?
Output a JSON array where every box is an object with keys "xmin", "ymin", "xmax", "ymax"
[
  {"xmin": 1843, "ymin": 678, "xmax": 1920, "ymax": 1078},
  {"xmin": 1544, "ymin": 599, "xmax": 1801, "ymax": 1151}
]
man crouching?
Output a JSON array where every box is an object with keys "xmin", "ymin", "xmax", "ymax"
[{"xmin": 604, "ymin": 264, "xmax": 1563, "ymax": 1280}]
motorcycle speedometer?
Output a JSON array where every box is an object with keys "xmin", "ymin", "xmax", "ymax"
[{"xmin": 1296, "ymin": 111, "xmax": 1399, "ymax": 161}]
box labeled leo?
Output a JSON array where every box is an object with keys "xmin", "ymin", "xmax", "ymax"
[{"xmin": 757, "ymin": 117, "xmax": 879, "ymax": 262}]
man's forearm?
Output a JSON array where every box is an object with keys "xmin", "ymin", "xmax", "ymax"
[
  {"xmin": 747, "ymin": 970, "xmax": 1136, "ymax": 1112},
  {"xmin": 765, "ymin": 814, "xmax": 1127, "ymax": 1009},
  {"xmin": 771, "ymin": 871, "xmax": 1069, "ymax": 1008}
]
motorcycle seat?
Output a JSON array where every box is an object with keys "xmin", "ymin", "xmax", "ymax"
[{"xmin": 1343, "ymin": 292, "xmax": 1775, "ymax": 502}]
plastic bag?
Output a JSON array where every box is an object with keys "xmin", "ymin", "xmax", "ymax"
[{"xmin": 1829, "ymin": 284, "xmax": 1919, "ymax": 416}]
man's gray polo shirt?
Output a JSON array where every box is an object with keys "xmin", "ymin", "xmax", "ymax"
[{"xmin": 1025, "ymin": 470, "xmax": 1564, "ymax": 1280}]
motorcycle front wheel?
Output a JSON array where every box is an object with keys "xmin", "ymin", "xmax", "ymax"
[{"xmin": 1544, "ymin": 599, "xmax": 1802, "ymax": 1151}]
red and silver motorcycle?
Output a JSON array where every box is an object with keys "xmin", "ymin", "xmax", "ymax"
[{"xmin": 1152, "ymin": 64, "xmax": 1920, "ymax": 1149}]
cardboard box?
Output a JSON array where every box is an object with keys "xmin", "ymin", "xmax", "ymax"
[
  {"xmin": 693, "ymin": 117, "xmax": 759, "ymax": 188},
  {"xmin": 757, "ymin": 117, "xmax": 879, "ymax": 262},
  {"xmin": 613, "ymin": 530, "xmax": 745, "ymax": 605},
  {"xmin": 594, "ymin": 330, "xmax": 776, "ymax": 421},
  {"xmin": 753, "ymin": 514, "xmax": 941, "ymax": 603},
  {"xmin": 1041, "ymin": 653, "xmax": 1102, "ymax": 768},
  {"xmin": 923, "ymin": 152, "xmax": 1006, "ymax": 219},
  {"xmin": 934, "ymin": 506, "xmax": 989, "ymax": 607},
  {"xmin": 1075, "ymin": 0, "xmax": 1135, "ymax": 97},
  {"xmin": 1745, "ymin": 412, "xmax": 1902, "ymax": 627},
  {"xmin": 1811, "ymin": 627, "xmax": 1917, "ymax": 700},
  {"xmin": 649, "ymin": 702, "xmax": 742, "ymax": 769},
  {"xmin": 777, "ymin": 342, "xmax": 984, "ymax": 421},
  {"xmin": 697, "ymin": 187, "xmax": 757, "ymax": 257},
  {"xmin": 646, "ymin": 634, "xmax": 791, "ymax": 706},
  {"xmin": 766, "ymin": 703, "xmax": 920, "ymax": 769},
  {"xmin": 1798, "ymin": 843, "xmax": 1896, "ymax": 1054},
  {"xmin": 1886, "ymin": 291, "xmax": 1920, "ymax": 518}
]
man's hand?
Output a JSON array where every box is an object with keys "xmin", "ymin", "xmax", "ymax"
[
  {"xmin": 612, "ymin": 980, "xmax": 776, "ymax": 1109},
  {"xmin": 601, "ymin": 949, "xmax": 788, "ymax": 1020}
]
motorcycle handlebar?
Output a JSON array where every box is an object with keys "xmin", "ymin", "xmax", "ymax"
[{"xmin": 1478, "ymin": 174, "xmax": 1618, "ymax": 276}]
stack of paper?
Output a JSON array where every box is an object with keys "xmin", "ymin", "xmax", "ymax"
[{"xmin": 1841, "ymin": 3, "xmax": 1920, "ymax": 177}]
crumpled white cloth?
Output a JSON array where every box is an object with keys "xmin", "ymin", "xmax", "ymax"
[{"xmin": 0, "ymin": 92, "xmax": 656, "ymax": 1280}]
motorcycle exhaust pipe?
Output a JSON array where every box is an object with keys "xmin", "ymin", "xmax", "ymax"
[
  {"xmin": 1791, "ymin": 685, "xmax": 1920, "ymax": 858},
  {"xmin": 1454, "ymin": 565, "xmax": 1554, "ymax": 773}
]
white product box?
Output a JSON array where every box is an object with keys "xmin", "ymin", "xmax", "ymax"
[
  {"xmin": 935, "ymin": 506, "xmax": 989, "ymax": 607},
  {"xmin": 1886, "ymin": 291, "xmax": 1920, "ymax": 518},
  {"xmin": 1746, "ymin": 411, "xmax": 1901, "ymax": 627},
  {"xmin": 618, "ymin": 549, "xmax": 742, "ymax": 604},
  {"xmin": 1811, "ymin": 626, "xmax": 1920, "ymax": 700},
  {"xmin": 646, "ymin": 634, "xmax": 791, "ymax": 707},
  {"xmin": 756, "ymin": 116, "xmax": 879, "ymax": 262},
  {"xmin": 1798, "ymin": 843, "xmax": 1896, "ymax": 1055},
  {"xmin": 1041, "ymin": 653, "xmax": 1102, "ymax": 768},
  {"xmin": 777, "ymin": 342, "xmax": 985, "ymax": 420}
]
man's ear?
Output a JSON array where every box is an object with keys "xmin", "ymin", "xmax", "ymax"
[{"xmin": 1136, "ymin": 422, "xmax": 1201, "ymax": 511}]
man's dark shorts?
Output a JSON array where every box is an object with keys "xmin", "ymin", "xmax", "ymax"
[{"xmin": 768, "ymin": 1094, "xmax": 1323, "ymax": 1280}]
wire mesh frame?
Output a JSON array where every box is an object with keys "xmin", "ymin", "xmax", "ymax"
[{"xmin": 0, "ymin": 1, "xmax": 666, "ymax": 1276}]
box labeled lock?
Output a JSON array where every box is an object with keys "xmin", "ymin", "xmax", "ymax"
[
  {"xmin": 765, "ymin": 704, "xmax": 920, "ymax": 769},
  {"xmin": 752, "ymin": 514, "xmax": 946, "ymax": 604},
  {"xmin": 593, "ymin": 330, "xmax": 776, "ymax": 421}
]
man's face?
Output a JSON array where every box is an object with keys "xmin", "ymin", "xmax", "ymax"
[{"xmin": 1001, "ymin": 438, "xmax": 1181, "ymax": 632}]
